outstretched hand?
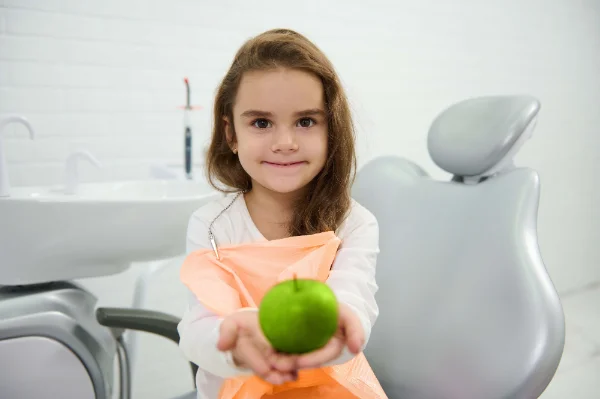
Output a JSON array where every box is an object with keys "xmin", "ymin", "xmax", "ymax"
[
  {"xmin": 217, "ymin": 309, "xmax": 299, "ymax": 385},
  {"xmin": 295, "ymin": 302, "xmax": 365, "ymax": 369},
  {"xmin": 217, "ymin": 303, "xmax": 364, "ymax": 382}
]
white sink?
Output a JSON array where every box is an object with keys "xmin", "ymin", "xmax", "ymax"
[{"xmin": 0, "ymin": 180, "xmax": 219, "ymax": 285}]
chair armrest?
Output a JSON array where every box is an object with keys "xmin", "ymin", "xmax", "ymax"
[
  {"xmin": 96, "ymin": 307, "xmax": 180, "ymax": 343},
  {"xmin": 95, "ymin": 307, "xmax": 198, "ymax": 385}
]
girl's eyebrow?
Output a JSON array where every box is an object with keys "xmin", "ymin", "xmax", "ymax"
[
  {"xmin": 293, "ymin": 109, "xmax": 326, "ymax": 117},
  {"xmin": 240, "ymin": 109, "xmax": 326, "ymax": 118},
  {"xmin": 240, "ymin": 110, "xmax": 273, "ymax": 118}
]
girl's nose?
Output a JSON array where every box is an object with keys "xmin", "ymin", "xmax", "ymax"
[{"xmin": 271, "ymin": 129, "xmax": 299, "ymax": 153}]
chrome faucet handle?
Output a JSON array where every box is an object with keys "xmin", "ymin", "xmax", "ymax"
[
  {"xmin": 64, "ymin": 149, "xmax": 103, "ymax": 195},
  {"xmin": 0, "ymin": 116, "xmax": 36, "ymax": 198}
]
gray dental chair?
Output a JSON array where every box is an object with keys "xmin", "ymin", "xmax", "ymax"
[
  {"xmin": 0, "ymin": 95, "xmax": 565, "ymax": 399},
  {"xmin": 352, "ymin": 95, "xmax": 565, "ymax": 398}
]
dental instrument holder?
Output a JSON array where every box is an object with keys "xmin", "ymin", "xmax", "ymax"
[
  {"xmin": 183, "ymin": 78, "xmax": 192, "ymax": 180},
  {"xmin": 180, "ymin": 78, "xmax": 203, "ymax": 181},
  {"xmin": 0, "ymin": 116, "xmax": 36, "ymax": 197}
]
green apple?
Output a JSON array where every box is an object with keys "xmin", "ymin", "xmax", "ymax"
[{"xmin": 259, "ymin": 277, "xmax": 339, "ymax": 354}]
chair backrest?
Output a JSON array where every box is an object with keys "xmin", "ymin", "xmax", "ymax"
[{"xmin": 352, "ymin": 96, "xmax": 565, "ymax": 399}]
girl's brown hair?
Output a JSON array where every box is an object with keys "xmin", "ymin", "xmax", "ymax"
[{"xmin": 205, "ymin": 28, "xmax": 357, "ymax": 236}]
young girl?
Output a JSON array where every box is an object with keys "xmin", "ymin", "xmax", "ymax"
[{"xmin": 177, "ymin": 28, "xmax": 385, "ymax": 398}]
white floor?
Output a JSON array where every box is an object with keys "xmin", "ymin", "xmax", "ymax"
[
  {"xmin": 79, "ymin": 260, "xmax": 600, "ymax": 399},
  {"xmin": 538, "ymin": 283, "xmax": 600, "ymax": 399}
]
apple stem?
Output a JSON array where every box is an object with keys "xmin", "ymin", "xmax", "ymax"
[{"xmin": 293, "ymin": 274, "xmax": 298, "ymax": 291}]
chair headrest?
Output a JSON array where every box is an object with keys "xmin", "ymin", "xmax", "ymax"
[{"xmin": 427, "ymin": 95, "xmax": 540, "ymax": 183}]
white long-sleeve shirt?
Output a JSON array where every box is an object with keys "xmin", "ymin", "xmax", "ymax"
[{"xmin": 177, "ymin": 192, "xmax": 380, "ymax": 399}]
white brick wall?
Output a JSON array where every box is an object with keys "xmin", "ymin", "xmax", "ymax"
[
  {"xmin": 3, "ymin": 0, "xmax": 599, "ymax": 289},
  {"xmin": 1, "ymin": 1, "xmax": 600, "ymax": 396}
]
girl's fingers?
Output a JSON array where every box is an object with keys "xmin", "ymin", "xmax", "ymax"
[
  {"xmin": 268, "ymin": 351, "xmax": 298, "ymax": 372},
  {"xmin": 295, "ymin": 337, "xmax": 344, "ymax": 369},
  {"xmin": 237, "ymin": 338, "xmax": 272, "ymax": 377},
  {"xmin": 217, "ymin": 317, "xmax": 239, "ymax": 352},
  {"xmin": 338, "ymin": 305, "xmax": 365, "ymax": 354}
]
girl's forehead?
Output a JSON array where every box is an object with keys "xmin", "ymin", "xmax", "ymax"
[{"xmin": 234, "ymin": 68, "xmax": 325, "ymax": 115}]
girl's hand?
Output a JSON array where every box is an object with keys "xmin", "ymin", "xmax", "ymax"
[
  {"xmin": 295, "ymin": 302, "xmax": 365, "ymax": 369},
  {"xmin": 217, "ymin": 309, "xmax": 299, "ymax": 385}
]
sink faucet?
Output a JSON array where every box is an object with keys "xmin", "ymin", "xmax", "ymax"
[
  {"xmin": 0, "ymin": 116, "xmax": 36, "ymax": 197},
  {"xmin": 64, "ymin": 149, "xmax": 103, "ymax": 194}
]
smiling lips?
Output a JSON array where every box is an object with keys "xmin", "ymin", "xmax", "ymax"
[{"xmin": 263, "ymin": 161, "xmax": 307, "ymax": 168}]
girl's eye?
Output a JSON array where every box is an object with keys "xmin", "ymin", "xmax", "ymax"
[
  {"xmin": 252, "ymin": 119, "xmax": 271, "ymax": 129},
  {"xmin": 297, "ymin": 118, "xmax": 315, "ymax": 128}
]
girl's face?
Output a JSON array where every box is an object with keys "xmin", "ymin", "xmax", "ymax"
[{"xmin": 226, "ymin": 67, "xmax": 328, "ymax": 196}]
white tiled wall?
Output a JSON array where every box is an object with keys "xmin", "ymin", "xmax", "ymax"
[
  {"xmin": 3, "ymin": 0, "xmax": 599, "ymax": 293},
  {"xmin": 2, "ymin": 1, "xmax": 600, "ymax": 398}
]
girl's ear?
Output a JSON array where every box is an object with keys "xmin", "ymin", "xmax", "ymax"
[{"xmin": 223, "ymin": 116, "xmax": 237, "ymax": 152}]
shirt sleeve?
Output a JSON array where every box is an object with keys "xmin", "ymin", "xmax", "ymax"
[
  {"xmin": 176, "ymin": 212, "xmax": 254, "ymax": 378},
  {"xmin": 323, "ymin": 206, "xmax": 380, "ymax": 366}
]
